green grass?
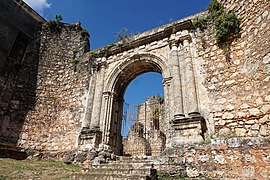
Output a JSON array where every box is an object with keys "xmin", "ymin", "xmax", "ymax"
[{"xmin": 0, "ymin": 158, "xmax": 82, "ymax": 180}]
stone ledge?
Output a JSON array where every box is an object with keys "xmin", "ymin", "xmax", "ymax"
[{"xmin": 0, "ymin": 140, "xmax": 27, "ymax": 160}]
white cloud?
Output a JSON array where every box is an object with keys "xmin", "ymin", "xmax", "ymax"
[{"xmin": 23, "ymin": 0, "xmax": 51, "ymax": 15}]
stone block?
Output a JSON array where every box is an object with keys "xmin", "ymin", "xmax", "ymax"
[
  {"xmin": 186, "ymin": 167, "xmax": 199, "ymax": 178},
  {"xmin": 222, "ymin": 112, "xmax": 234, "ymax": 119},
  {"xmin": 248, "ymin": 108, "xmax": 260, "ymax": 116},
  {"xmin": 214, "ymin": 155, "xmax": 226, "ymax": 165},
  {"xmin": 261, "ymin": 105, "xmax": 270, "ymax": 113},
  {"xmin": 265, "ymin": 95, "xmax": 270, "ymax": 102},
  {"xmin": 259, "ymin": 115, "xmax": 269, "ymax": 124},
  {"xmin": 259, "ymin": 125, "xmax": 269, "ymax": 136},
  {"xmin": 242, "ymin": 166, "xmax": 255, "ymax": 178},
  {"xmin": 227, "ymin": 137, "xmax": 241, "ymax": 148},
  {"xmin": 235, "ymin": 128, "xmax": 247, "ymax": 136}
]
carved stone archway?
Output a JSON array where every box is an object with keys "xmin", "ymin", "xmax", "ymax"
[
  {"xmin": 100, "ymin": 53, "xmax": 170, "ymax": 154},
  {"xmin": 79, "ymin": 20, "xmax": 207, "ymax": 155}
]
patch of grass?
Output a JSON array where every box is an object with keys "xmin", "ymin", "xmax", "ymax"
[{"xmin": 0, "ymin": 158, "xmax": 82, "ymax": 180}]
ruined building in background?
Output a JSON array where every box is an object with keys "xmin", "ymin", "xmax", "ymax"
[
  {"xmin": 0, "ymin": 0, "xmax": 270, "ymax": 179},
  {"xmin": 123, "ymin": 96, "xmax": 166, "ymax": 157}
]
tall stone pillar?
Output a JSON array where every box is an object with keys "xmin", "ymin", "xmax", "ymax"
[
  {"xmin": 168, "ymin": 36, "xmax": 205, "ymax": 146},
  {"xmin": 170, "ymin": 41, "xmax": 185, "ymax": 119},
  {"xmin": 82, "ymin": 66, "xmax": 97, "ymax": 128},
  {"xmin": 90, "ymin": 62, "xmax": 106, "ymax": 129},
  {"xmin": 162, "ymin": 77, "xmax": 172, "ymax": 135},
  {"xmin": 181, "ymin": 39, "xmax": 199, "ymax": 116},
  {"xmin": 101, "ymin": 92, "xmax": 114, "ymax": 144},
  {"xmin": 79, "ymin": 62, "xmax": 106, "ymax": 150},
  {"xmin": 100, "ymin": 92, "xmax": 111, "ymax": 137}
]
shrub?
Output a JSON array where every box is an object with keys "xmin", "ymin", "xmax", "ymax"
[{"xmin": 214, "ymin": 11, "xmax": 240, "ymax": 44}]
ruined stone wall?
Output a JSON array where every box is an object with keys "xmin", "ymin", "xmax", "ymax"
[
  {"xmin": 0, "ymin": 30, "xmax": 41, "ymax": 144},
  {"xmin": 17, "ymin": 23, "xmax": 91, "ymax": 153},
  {"xmin": 137, "ymin": 96, "xmax": 164, "ymax": 132},
  {"xmin": 195, "ymin": 0, "xmax": 270, "ymax": 137},
  {"xmin": 0, "ymin": 0, "xmax": 45, "ymax": 72},
  {"xmin": 123, "ymin": 123, "xmax": 151, "ymax": 156},
  {"xmin": 124, "ymin": 97, "xmax": 166, "ymax": 156},
  {"xmin": 0, "ymin": 0, "xmax": 45, "ymax": 147},
  {"xmin": 157, "ymin": 137, "xmax": 270, "ymax": 179}
]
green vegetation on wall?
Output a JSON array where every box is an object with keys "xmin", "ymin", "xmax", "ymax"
[
  {"xmin": 45, "ymin": 14, "xmax": 64, "ymax": 33},
  {"xmin": 72, "ymin": 50, "xmax": 81, "ymax": 71},
  {"xmin": 45, "ymin": 14, "xmax": 90, "ymax": 40},
  {"xmin": 193, "ymin": 0, "xmax": 240, "ymax": 59}
]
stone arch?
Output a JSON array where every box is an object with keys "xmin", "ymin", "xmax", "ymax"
[
  {"xmin": 105, "ymin": 52, "xmax": 171, "ymax": 95},
  {"xmin": 100, "ymin": 52, "xmax": 171, "ymax": 154},
  {"xmin": 81, "ymin": 38, "xmax": 208, "ymax": 155}
]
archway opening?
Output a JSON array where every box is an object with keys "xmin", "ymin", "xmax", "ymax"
[
  {"xmin": 121, "ymin": 72, "xmax": 164, "ymax": 137},
  {"xmin": 105, "ymin": 54, "xmax": 170, "ymax": 156},
  {"xmin": 121, "ymin": 72, "xmax": 166, "ymax": 157}
]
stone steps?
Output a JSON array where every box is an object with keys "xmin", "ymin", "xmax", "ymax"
[
  {"xmin": 84, "ymin": 167, "xmax": 153, "ymax": 175},
  {"xmin": 0, "ymin": 140, "xmax": 27, "ymax": 160},
  {"xmin": 96, "ymin": 163, "xmax": 152, "ymax": 169},
  {"xmin": 72, "ymin": 156, "xmax": 157, "ymax": 180},
  {"xmin": 71, "ymin": 173, "xmax": 152, "ymax": 180}
]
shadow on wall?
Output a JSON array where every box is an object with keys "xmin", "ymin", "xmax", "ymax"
[{"xmin": 0, "ymin": 30, "xmax": 41, "ymax": 149}]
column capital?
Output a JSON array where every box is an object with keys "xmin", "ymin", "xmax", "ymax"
[
  {"xmin": 183, "ymin": 39, "xmax": 190, "ymax": 47},
  {"xmin": 169, "ymin": 39, "xmax": 180, "ymax": 50},
  {"xmin": 103, "ymin": 91, "xmax": 112, "ymax": 97},
  {"xmin": 162, "ymin": 77, "xmax": 172, "ymax": 86},
  {"xmin": 103, "ymin": 91, "xmax": 118, "ymax": 98},
  {"xmin": 100, "ymin": 61, "xmax": 108, "ymax": 68}
]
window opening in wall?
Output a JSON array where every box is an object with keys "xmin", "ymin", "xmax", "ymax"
[{"xmin": 4, "ymin": 31, "xmax": 29, "ymax": 77}]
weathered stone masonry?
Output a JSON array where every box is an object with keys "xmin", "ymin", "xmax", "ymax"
[
  {"xmin": 17, "ymin": 24, "xmax": 91, "ymax": 152},
  {"xmin": 196, "ymin": 0, "xmax": 270, "ymax": 137},
  {"xmin": 0, "ymin": 0, "xmax": 270, "ymax": 179},
  {"xmin": 0, "ymin": 0, "xmax": 45, "ymax": 147}
]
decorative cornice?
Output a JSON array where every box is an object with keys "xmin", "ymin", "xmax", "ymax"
[{"xmin": 93, "ymin": 20, "xmax": 193, "ymax": 58}]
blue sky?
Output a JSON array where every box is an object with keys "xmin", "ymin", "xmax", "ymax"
[
  {"xmin": 23, "ymin": 0, "xmax": 210, "ymax": 50},
  {"xmin": 23, "ymin": 0, "xmax": 210, "ymax": 134}
]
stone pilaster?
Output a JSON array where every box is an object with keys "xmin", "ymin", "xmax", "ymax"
[
  {"xmin": 101, "ymin": 92, "xmax": 115, "ymax": 145},
  {"xmin": 169, "ymin": 40, "xmax": 185, "ymax": 119},
  {"xmin": 82, "ymin": 66, "xmax": 97, "ymax": 128},
  {"xmin": 181, "ymin": 39, "xmax": 200, "ymax": 116},
  {"xmin": 162, "ymin": 77, "xmax": 172, "ymax": 134},
  {"xmin": 162, "ymin": 78, "xmax": 173, "ymax": 125},
  {"xmin": 90, "ymin": 61, "xmax": 106, "ymax": 129}
]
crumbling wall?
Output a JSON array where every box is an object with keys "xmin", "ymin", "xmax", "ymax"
[
  {"xmin": 157, "ymin": 137, "xmax": 270, "ymax": 179},
  {"xmin": 0, "ymin": 0, "xmax": 45, "ymax": 147},
  {"xmin": 195, "ymin": 0, "xmax": 270, "ymax": 137},
  {"xmin": 17, "ymin": 23, "xmax": 91, "ymax": 153},
  {"xmin": 124, "ymin": 97, "xmax": 166, "ymax": 156},
  {"xmin": 148, "ymin": 130, "xmax": 166, "ymax": 156},
  {"xmin": 123, "ymin": 122, "xmax": 151, "ymax": 156},
  {"xmin": 0, "ymin": 34, "xmax": 41, "ymax": 146}
]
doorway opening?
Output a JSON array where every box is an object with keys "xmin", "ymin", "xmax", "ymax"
[{"xmin": 121, "ymin": 72, "xmax": 166, "ymax": 157}]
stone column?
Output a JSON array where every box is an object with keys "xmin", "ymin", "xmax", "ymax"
[
  {"xmin": 181, "ymin": 39, "xmax": 199, "ymax": 116},
  {"xmin": 102, "ymin": 92, "xmax": 115, "ymax": 144},
  {"xmin": 162, "ymin": 77, "xmax": 172, "ymax": 128},
  {"xmin": 82, "ymin": 67, "xmax": 97, "ymax": 128},
  {"xmin": 116, "ymin": 97, "xmax": 124, "ymax": 155},
  {"xmin": 100, "ymin": 91, "xmax": 111, "ymax": 136},
  {"xmin": 90, "ymin": 62, "xmax": 106, "ymax": 129},
  {"xmin": 170, "ymin": 41, "xmax": 185, "ymax": 119}
]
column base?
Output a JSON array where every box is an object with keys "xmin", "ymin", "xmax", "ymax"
[
  {"xmin": 188, "ymin": 112, "xmax": 201, "ymax": 117},
  {"xmin": 168, "ymin": 116, "xmax": 207, "ymax": 147},
  {"xmin": 173, "ymin": 113, "xmax": 186, "ymax": 121},
  {"xmin": 79, "ymin": 127, "xmax": 102, "ymax": 151}
]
